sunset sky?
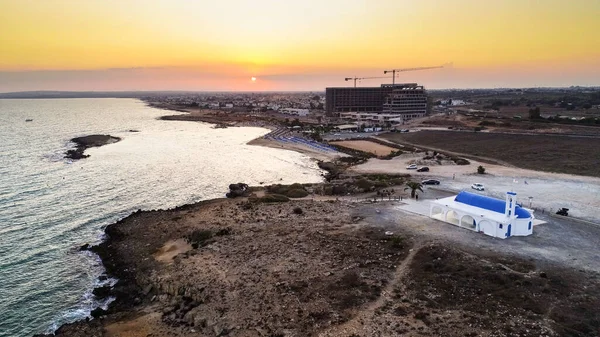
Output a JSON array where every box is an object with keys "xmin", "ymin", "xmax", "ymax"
[{"xmin": 1, "ymin": 0, "xmax": 599, "ymax": 92}]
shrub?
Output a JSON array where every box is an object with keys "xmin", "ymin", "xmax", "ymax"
[
  {"xmin": 289, "ymin": 183, "xmax": 304, "ymax": 190},
  {"xmin": 355, "ymin": 178, "xmax": 374, "ymax": 191},
  {"xmin": 215, "ymin": 228, "xmax": 232, "ymax": 236},
  {"xmin": 293, "ymin": 207, "xmax": 303, "ymax": 215},
  {"xmin": 259, "ymin": 194, "xmax": 290, "ymax": 203},
  {"xmin": 389, "ymin": 235, "xmax": 404, "ymax": 248},
  {"xmin": 477, "ymin": 165, "xmax": 486, "ymax": 174},
  {"xmin": 286, "ymin": 189, "xmax": 309, "ymax": 198},
  {"xmin": 453, "ymin": 157, "xmax": 470, "ymax": 165},
  {"xmin": 331, "ymin": 185, "xmax": 348, "ymax": 195},
  {"xmin": 186, "ymin": 230, "xmax": 213, "ymax": 249}
]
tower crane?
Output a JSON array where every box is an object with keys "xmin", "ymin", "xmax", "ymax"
[
  {"xmin": 344, "ymin": 76, "xmax": 392, "ymax": 88},
  {"xmin": 344, "ymin": 63, "xmax": 450, "ymax": 87},
  {"xmin": 384, "ymin": 63, "xmax": 450, "ymax": 85}
]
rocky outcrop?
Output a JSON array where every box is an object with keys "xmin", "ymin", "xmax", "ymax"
[
  {"xmin": 225, "ymin": 183, "xmax": 249, "ymax": 198},
  {"xmin": 65, "ymin": 135, "xmax": 121, "ymax": 160}
]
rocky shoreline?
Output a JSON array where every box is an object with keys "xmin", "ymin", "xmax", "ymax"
[
  {"xmin": 65, "ymin": 134, "xmax": 121, "ymax": 160},
  {"xmin": 38, "ymin": 179, "xmax": 600, "ymax": 336}
]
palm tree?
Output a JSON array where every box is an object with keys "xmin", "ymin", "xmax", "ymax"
[{"xmin": 404, "ymin": 181, "xmax": 423, "ymax": 198}]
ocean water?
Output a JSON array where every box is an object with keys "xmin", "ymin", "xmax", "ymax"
[{"xmin": 0, "ymin": 98, "xmax": 324, "ymax": 337}]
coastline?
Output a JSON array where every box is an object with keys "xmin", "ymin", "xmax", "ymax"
[
  {"xmin": 40, "ymin": 99, "xmax": 600, "ymax": 336},
  {"xmin": 38, "ymin": 100, "xmax": 335, "ymax": 335},
  {"xmin": 149, "ymin": 100, "xmax": 343, "ymax": 162},
  {"xmin": 40, "ymin": 184, "xmax": 600, "ymax": 337},
  {"xmin": 149, "ymin": 102, "xmax": 280, "ymax": 130}
]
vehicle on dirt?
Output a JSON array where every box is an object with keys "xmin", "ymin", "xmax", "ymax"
[
  {"xmin": 417, "ymin": 167, "xmax": 429, "ymax": 172},
  {"xmin": 400, "ymin": 129, "xmax": 410, "ymax": 133},
  {"xmin": 471, "ymin": 183, "xmax": 485, "ymax": 191},
  {"xmin": 406, "ymin": 164, "xmax": 418, "ymax": 170},
  {"xmin": 556, "ymin": 208, "xmax": 569, "ymax": 216},
  {"xmin": 422, "ymin": 179, "xmax": 440, "ymax": 185}
]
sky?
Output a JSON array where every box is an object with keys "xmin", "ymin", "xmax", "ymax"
[{"xmin": 1, "ymin": 0, "xmax": 599, "ymax": 92}]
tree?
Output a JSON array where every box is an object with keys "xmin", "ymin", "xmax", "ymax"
[
  {"xmin": 528, "ymin": 107, "xmax": 541, "ymax": 119},
  {"xmin": 310, "ymin": 130, "xmax": 323, "ymax": 142},
  {"xmin": 477, "ymin": 165, "xmax": 486, "ymax": 174},
  {"xmin": 404, "ymin": 181, "xmax": 424, "ymax": 198}
]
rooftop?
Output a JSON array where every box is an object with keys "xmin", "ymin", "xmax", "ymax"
[{"xmin": 432, "ymin": 191, "xmax": 532, "ymax": 223}]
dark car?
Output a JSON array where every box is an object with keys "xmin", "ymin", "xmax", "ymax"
[
  {"xmin": 422, "ymin": 179, "xmax": 440, "ymax": 185},
  {"xmin": 417, "ymin": 167, "xmax": 429, "ymax": 172}
]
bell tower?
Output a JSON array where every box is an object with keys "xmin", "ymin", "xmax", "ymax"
[{"xmin": 505, "ymin": 192, "xmax": 517, "ymax": 220}]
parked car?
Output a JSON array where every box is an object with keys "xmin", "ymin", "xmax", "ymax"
[
  {"xmin": 417, "ymin": 166, "xmax": 429, "ymax": 172},
  {"xmin": 400, "ymin": 129, "xmax": 410, "ymax": 133},
  {"xmin": 422, "ymin": 179, "xmax": 440, "ymax": 185},
  {"xmin": 406, "ymin": 164, "xmax": 418, "ymax": 170},
  {"xmin": 471, "ymin": 183, "xmax": 485, "ymax": 191}
]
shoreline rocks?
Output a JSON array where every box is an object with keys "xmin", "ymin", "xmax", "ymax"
[{"xmin": 64, "ymin": 135, "xmax": 121, "ymax": 160}]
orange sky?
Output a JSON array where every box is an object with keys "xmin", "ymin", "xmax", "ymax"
[{"xmin": 1, "ymin": 0, "xmax": 599, "ymax": 91}]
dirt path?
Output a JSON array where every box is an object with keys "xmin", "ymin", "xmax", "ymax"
[{"xmin": 319, "ymin": 240, "xmax": 425, "ymax": 337}]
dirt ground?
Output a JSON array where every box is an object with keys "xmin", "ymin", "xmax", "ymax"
[
  {"xmin": 381, "ymin": 130, "xmax": 600, "ymax": 177},
  {"xmin": 329, "ymin": 140, "xmax": 397, "ymax": 156},
  {"xmin": 351, "ymin": 149, "xmax": 600, "ymax": 223},
  {"xmin": 46, "ymin": 197, "xmax": 600, "ymax": 337},
  {"xmin": 413, "ymin": 112, "xmax": 600, "ymax": 136}
]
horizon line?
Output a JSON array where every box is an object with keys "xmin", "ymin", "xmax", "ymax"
[{"xmin": 2, "ymin": 85, "xmax": 600, "ymax": 96}]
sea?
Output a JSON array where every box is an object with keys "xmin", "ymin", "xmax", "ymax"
[{"xmin": 0, "ymin": 98, "xmax": 325, "ymax": 337}]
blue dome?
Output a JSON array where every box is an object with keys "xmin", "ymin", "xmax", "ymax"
[{"xmin": 454, "ymin": 191, "xmax": 531, "ymax": 218}]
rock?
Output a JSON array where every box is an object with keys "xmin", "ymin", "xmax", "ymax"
[
  {"xmin": 92, "ymin": 285, "xmax": 112, "ymax": 299},
  {"xmin": 213, "ymin": 324, "xmax": 230, "ymax": 336},
  {"xmin": 65, "ymin": 134, "xmax": 121, "ymax": 160},
  {"xmin": 90, "ymin": 307, "xmax": 108, "ymax": 319}
]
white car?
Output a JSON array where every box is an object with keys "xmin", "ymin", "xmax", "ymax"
[
  {"xmin": 471, "ymin": 183, "xmax": 485, "ymax": 191},
  {"xmin": 406, "ymin": 164, "xmax": 418, "ymax": 170}
]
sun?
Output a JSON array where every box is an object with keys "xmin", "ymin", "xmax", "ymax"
[{"xmin": 251, "ymin": 77, "xmax": 257, "ymax": 82}]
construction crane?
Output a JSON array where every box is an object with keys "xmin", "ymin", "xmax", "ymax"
[
  {"xmin": 384, "ymin": 64, "xmax": 449, "ymax": 85},
  {"xmin": 344, "ymin": 76, "xmax": 392, "ymax": 88},
  {"xmin": 345, "ymin": 63, "xmax": 450, "ymax": 87}
]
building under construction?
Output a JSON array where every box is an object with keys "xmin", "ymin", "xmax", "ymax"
[{"xmin": 325, "ymin": 83, "xmax": 428, "ymax": 124}]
